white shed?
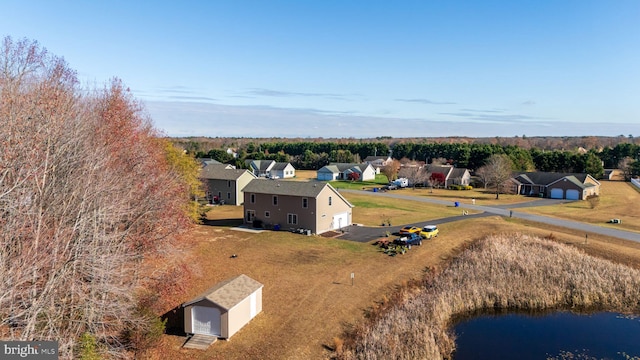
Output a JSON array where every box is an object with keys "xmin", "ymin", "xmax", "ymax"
[{"xmin": 183, "ymin": 274, "xmax": 263, "ymax": 339}]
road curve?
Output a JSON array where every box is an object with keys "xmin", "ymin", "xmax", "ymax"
[{"xmin": 337, "ymin": 189, "xmax": 640, "ymax": 243}]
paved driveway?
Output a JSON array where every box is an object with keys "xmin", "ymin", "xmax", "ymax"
[{"xmin": 336, "ymin": 189, "xmax": 640, "ymax": 243}]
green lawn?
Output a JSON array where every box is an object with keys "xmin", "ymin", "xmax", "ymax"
[{"xmin": 329, "ymin": 174, "xmax": 389, "ymax": 190}]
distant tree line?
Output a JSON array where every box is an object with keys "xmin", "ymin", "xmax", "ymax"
[{"xmin": 185, "ymin": 139, "xmax": 640, "ymax": 179}]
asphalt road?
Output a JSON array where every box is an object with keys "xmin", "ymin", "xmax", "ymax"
[{"xmin": 336, "ymin": 189, "xmax": 640, "ymax": 243}]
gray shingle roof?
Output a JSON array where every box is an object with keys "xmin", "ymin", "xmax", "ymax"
[
  {"xmin": 514, "ymin": 172, "xmax": 599, "ymax": 189},
  {"xmin": 200, "ymin": 165, "xmax": 255, "ymax": 180},
  {"xmin": 243, "ymin": 179, "xmax": 328, "ymax": 197},
  {"xmin": 243, "ymin": 179, "xmax": 354, "ymax": 207},
  {"xmin": 245, "ymin": 159, "xmax": 275, "ymax": 172},
  {"xmin": 271, "ymin": 162, "xmax": 292, "ymax": 171},
  {"xmin": 183, "ymin": 274, "xmax": 263, "ymax": 310},
  {"xmin": 323, "ymin": 163, "xmax": 371, "ymax": 172}
]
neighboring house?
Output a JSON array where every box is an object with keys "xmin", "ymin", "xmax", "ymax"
[
  {"xmin": 200, "ymin": 164, "xmax": 256, "ymax": 205},
  {"xmin": 364, "ymin": 155, "xmax": 393, "ymax": 174},
  {"xmin": 183, "ymin": 274, "xmax": 263, "ymax": 339},
  {"xmin": 426, "ymin": 164, "xmax": 471, "ymax": 187},
  {"xmin": 269, "ymin": 162, "xmax": 296, "ymax": 179},
  {"xmin": 604, "ymin": 169, "xmax": 624, "ymax": 181},
  {"xmin": 245, "ymin": 159, "xmax": 275, "ymax": 177},
  {"xmin": 242, "ymin": 179, "xmax": 354, "ymax": 234},
  {"xmin": 245, "ymin": 159, "xmax": 296, "ymax": 179},
  {"xmin": 316, "ymin": 163, "xmax": 376, "ymax": 181},
  {"xmin": 511, "ymin": 172, "xmax": 601, "ymax": 200}
]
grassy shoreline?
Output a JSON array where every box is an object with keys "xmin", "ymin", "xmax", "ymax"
[{"xmin": 334, "ymin": 233, "xmax": 640, "ymax": 359}]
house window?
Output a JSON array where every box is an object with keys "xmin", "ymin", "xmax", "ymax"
[
  {"xmin": 329, "ymin": 196, "xmax": 332, "ymax": 206},
  {"xmin": 227, "ymin": 180, "xmax": 231, "ymax": 188},
  {"xmin": 302, "ymin": 198, "xmax": 308, "ymax": 208},
  {"xmin": 250, "ymin": 194, "xmax": 255, "ymax": 203},
  {"xmin": 227, "ymin": 192, "xmax": 231, "ymax": 199},
  {"xmin": 287, "ymin": 213, "xmax": 298, "ymax": 225},
  {"xmin": 265, "ymin": 211, "xmax": 270, "ymax": 218},
  {"xmin": 273, "ymin": 195, "xmax": 278, "ymax": 206},
  {"xmin": 246, "ymin": 210, "xmax": 255, "ymax": 222}
]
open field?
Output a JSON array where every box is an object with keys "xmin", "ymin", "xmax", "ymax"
[
  {"xmin": 517, "ymin": 181, "xmax": 640, "ymax": 233},
  {"xmin": 146, "ymin": 180, "xmax": 640, "ymax": 360},
  {"xmin": 345, "ymin": 192, "xmax": 481, "ymax": 226}
]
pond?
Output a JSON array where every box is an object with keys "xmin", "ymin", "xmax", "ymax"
[{"xmin": 453, "ymin": 312, "xmax": 640, "ymax": 359}]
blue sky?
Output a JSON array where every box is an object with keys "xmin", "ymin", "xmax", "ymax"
[{"xmin": 2, "ymin": 1, "xmax": 640, "ymax": 138}]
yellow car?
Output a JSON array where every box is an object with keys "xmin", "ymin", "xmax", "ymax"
[
  {"xmin": 420, "ymin": 225, "xmax": 439, "ymax": 239},
  {"xmin": 399, "ymin": 226, "xmax": 421, "ymax": 235}
]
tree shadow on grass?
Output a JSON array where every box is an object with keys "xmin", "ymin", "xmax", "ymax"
[
  {"xmin": 161, "ymin": 305, "xmax": 186, "ymax": 337},
  {"xmin": 201, "ymin": 218, "xmax": 244, "ymax": 227}
]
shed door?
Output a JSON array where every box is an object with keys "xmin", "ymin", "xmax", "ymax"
[
  {"xmin": 550, "ymin": 188, "xmax": 564, "ymax": 199},
  {"xmin": 332, "ymin": 212, "xmax": 348, "ymax": 230},
  {"xmin": 566, "ymin": 189, "xmax": 580, "ymax": 200},
  {"xmin": 192, "ymin": 306, "xmax": 221, "ymax": 336}
]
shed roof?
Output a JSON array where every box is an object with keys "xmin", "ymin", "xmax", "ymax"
[{"xmin": 183, "ymin": 274, "xmax": 263, "ymax": 310}]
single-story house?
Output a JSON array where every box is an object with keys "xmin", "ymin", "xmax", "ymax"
[
  {"xmin": 511, "ymin": 172, "xmax": 600, "ymax": 200},
  {"xmin": 200, "ymin": 164, "xmax": 257, "ymax": 205},
  {"xmin": 183, "ymin": 274, "xmax": 263, "ymax": 339},
  {"xmin": 269, "ymin": 162, "xmax": 296, "ymax": 179},
  {"xmin": 242, "ymin": 179, "xmax": 354, "ymax": 234},
  {"xmin": 245, "ymin": 160, "xmax": 295, "ymax": 179},
  {"xmin": 364, "ymin": 155, "xmax": 393, "ymax": 174},
  {"xmin": 426, "ymin": 164, "xmax": 471, "ymax": 187},
  {"xmin": 316, "ymin": 163, "xmax": 376, "ymax": 181}
]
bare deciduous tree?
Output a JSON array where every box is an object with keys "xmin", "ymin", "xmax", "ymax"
[
  {"xmin": 380, "ymin": 159, "xmax": 401, "ymax": 182},
  {"xmin": 0, "ymin": 36, "xmax": 192, "ymax": 359},
  {"xmin": 477, "ymin": 154, "xmax": 514, "ymax": 199},
  {"xmin": 397, "ymin": 164, "xmax": 429, "ymax": 188}
]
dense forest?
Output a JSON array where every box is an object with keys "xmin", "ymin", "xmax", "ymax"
[{"xmin": 173, "ymin": 136, "xmax": 640, "ymax": 179}]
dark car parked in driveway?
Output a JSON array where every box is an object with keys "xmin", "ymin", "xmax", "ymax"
[{"xmin": 393, "ymin": 233, "xmax": 423, "ymax": 248}]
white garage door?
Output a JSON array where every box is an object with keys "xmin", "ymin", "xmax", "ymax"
[
  {"xmin": 192, "ymin": 306, "xmax": 221, "ymax": 336},
  {"xmin": 332, "ymin": 212, "xmax": 349, "ymax": 230},
  {"xmin": 566, "ymin": 189, "xmax": 580, "ymax": 200},
  {"xmin": 550, "ymin": 188, "xmax": 564, "ymax": 199}
]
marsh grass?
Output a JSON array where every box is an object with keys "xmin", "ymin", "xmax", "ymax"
[{"xmin": 335, "ymin": 233, "xmax": 640, "ymax": 360}]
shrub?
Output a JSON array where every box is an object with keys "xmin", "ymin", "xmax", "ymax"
[
  {"xmin": 77, "ymin": 333, "xmax": 101, "ymax": 360},
  {"xmin": 586, "ymin": 194, "xmax": 600, "ymax": 209}
]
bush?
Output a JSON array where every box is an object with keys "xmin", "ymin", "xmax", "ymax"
[
  {"xmin": 448, "ymin": 185, "xmax": 473, "ymax": 190},
  {"xmin": 586, "ymin": 194, "xmax": 600, "ymax": 209},
  {"xmin": 77, "ymin": 333, "xmax": 101, "ymax": 360}
]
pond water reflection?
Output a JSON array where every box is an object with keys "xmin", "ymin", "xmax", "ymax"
[{"xmin": 453, "ymin": 312, "xmax": 640, "ymax": 360}]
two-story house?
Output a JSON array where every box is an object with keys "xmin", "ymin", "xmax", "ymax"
[{"xmin": 242, "ymin": 180, "xmax": 353, "ymax": 234}]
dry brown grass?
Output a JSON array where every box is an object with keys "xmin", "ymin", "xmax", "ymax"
[
  {"xmin": 336, "ymin": 233, "xmax": 640, "ymax": 360},
  {"xmin": 145, "ymin": 182, "xmax": 640, "ymax": 360}
]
